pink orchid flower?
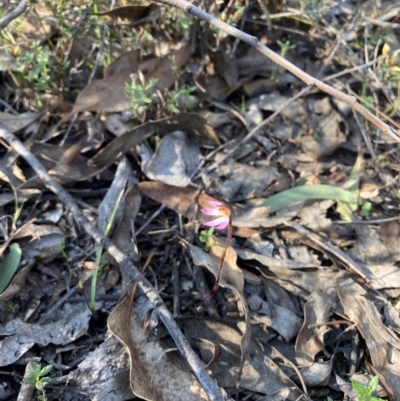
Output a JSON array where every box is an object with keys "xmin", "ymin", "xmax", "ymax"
[{"xmin": 201, "ymin": 201, "xmax": 230, "ymax": 230}]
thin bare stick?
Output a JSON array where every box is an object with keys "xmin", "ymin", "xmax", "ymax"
[
  {"xmin": 0, "ymin": 125, "xmax": 226, "ymax": 401},
  {"xmin": 155, "ymin": 0, "xmax": 400, "ymax": 144},
  {"xmin": 205, "ymin": 15, "xmax": 370, "ymax": 172},
  {"xmin": 0, "ymin": 0, "xmax": 28, "ymax": 30}
]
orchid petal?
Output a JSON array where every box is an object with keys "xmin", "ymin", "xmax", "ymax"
[
  {"xmin": 207, "ymin": 200, "xmax": 224, "ymax": 207},
  {"xmin": 214, "ymin": 220, "xmax": 229, "ymax": 229},
  {"xmin": 201, "ymin": 208, "xmax": 219, "ymax": 216},
  {"xmin": 203, "ymin": 216, "xmax": 229, "ymax": 229}
]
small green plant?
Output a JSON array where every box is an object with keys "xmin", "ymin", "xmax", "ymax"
[
  {"xmin": 200, "ymin": 228, "xmax": 220, "ymax": 252},
  {"xmin": 17, "ymin": 41, "xmax": 69, "ymax": 96},
  {"xmin": 23, "ymin": 361, "xmax": 53, "ymax": 401},
  {"xmin": 359, "ymin": 81, "xmax": 375, "ymax": 113},
  {"xmin": 351, "ymin": 376, "xmax": 385, "ymax": 401},
  {"xmin": 199, "ymin": 227, "xmax": 216, "ymax": 246},
  {"xmin": 230, "ymin": 95, "xmax": 246, "ymax": 116},
  {"xmin": 166, "ymin": 85, "xmax": 197, "ymax": 114},
  {"xmin": 124, "ymin": 71, "xmax": 158, "ymax": 124},
  {"xmin": 271, "ymin": 39, "xmax": 296, "ymax": 82}
]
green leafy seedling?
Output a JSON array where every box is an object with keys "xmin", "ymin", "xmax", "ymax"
[
  {"xmin": 23, "ymin": 361, "xmax": 53, "ymax": 401},
  {"xmin": 199, "ymin": 227, "xmax": 217, "ymax": 249},
  {"xmin": 166, "ymin": 85, "xmax": 197, "ymax": 114},
  {"xmin": 124, "ymin": 70, "xmax": 158, "ymax": 124},
  {"xmin": 351, "ymin": 376, "xmax": 385, "ymax": 401}
]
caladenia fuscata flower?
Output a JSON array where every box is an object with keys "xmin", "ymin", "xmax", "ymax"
[
  {"xmin": 201, "ymin": 201, "xmax": 232, "ymax": 301},
  {"xmin": 202, "ymin": 201, "xmax": 230, "ymax": 229}
]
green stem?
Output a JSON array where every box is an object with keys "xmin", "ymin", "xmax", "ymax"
[{"xmin": 90, "ymin": 189, "xmax": 124, "ymax": 310}]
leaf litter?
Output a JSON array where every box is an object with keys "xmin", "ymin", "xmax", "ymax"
[{"xmin": 2, "ymin": 0, "xmax": 400, "ymax": 400}]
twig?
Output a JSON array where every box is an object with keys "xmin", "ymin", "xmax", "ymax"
[
  {"xmin": 0, "ymin": 124, "xmax": 226, "ymax": 401},
  {"xmin": 0, "ymin": 0, "xmax": 28, "ymax": 30},
  {"xmin": 155, "ymin": 0, "xmax": 400, "ymax": 144},
  {"xmin": 204, "ymin": 14, "xmax": 384, "ymax": 172}
]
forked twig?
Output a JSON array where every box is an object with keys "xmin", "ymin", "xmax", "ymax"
[
  {"xmin": 0, "ymin": 124, "xmax": 226, "ymax": 401},
  {"xmin": 155, "ymin": 0, "xmax": 400, "ymax": 144}
]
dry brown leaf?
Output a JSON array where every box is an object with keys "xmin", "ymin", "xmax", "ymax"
[
  {"xmin": 64, "ymin": 335, "xmax": 132, "ymax": 400},
  {"xmin": 0, "ymin": 112, "xmax": 44, "ymax": 133},
  {"xmin": 257, "ymin": 264, "xmax": 347, "ymax": 301},
  {"xmin": 13, "ymin": 224, "xmax": 64, "ymax": 239},
  {"xmin": 295, "ymin": 288, "xmax": 337, "ymax": 367},
  {"xmin": 97, "ymin": 156, "xmax": 137, "ymax": 233},
  {"xmin": 299, "ymin": 359, "xmax": 333, "ymax": 387},
  {"xmin": 72, "ymin": 47, "xmax": 190, "ymax": 114},
  {"xmin": 215, "ymin": 160, "xmax": 277, "ymax": 201},
  {"xmin": 108, "ymin": 296, "xmax": 209, "ymax": 401},
  {"xmin": 111, "ymin": 185, "xmax": 141, "ymax": 259},
  {"xmin": 297, "ymin": 98, "xmax": 349, "ymax": 158},
  {"xmin": 104, "ymin": 49, "xmax": 141, "ymax": 78},
  {"xmin": 89, "ymin": 113, "xmax": 220, "ymax": 168},
  {"xmin": 247, "ymin": 293, "xmax": 302, "ymax": 342},
  {"xmin": 171, "ymin": 318, "xmax": 304, "ymax": 399},
  {"xmin": 29, "ymin": 143, "xmax": 108, "ymax": 183},
  {"xmin": 338, "ymin": 277, "xmax": 400, "ymax": 396},
  {"xmin": 94, "ymin": 4, "xmax": 157, "ymax": 20},
  {"xmin": 211, "ymin": 50, "xmax": 239, "ymax": 87},
  {"xmin": 235, "ymin": 248, "xmax": 320, "ymax": 269},
  {"xmin": 380, "ymin": 220, "xmax": 400, "ymax": 257},
  {"xmin": 209, "ymin": 240, "xmax": 244, "ymax": 295},
  {"xmin": 189, "ymin": 244, "xmax": 251, "ymax": 381}
]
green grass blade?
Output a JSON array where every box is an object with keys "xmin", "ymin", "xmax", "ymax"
[
  {"xmin": 90, "ymin": 189, "xmax": 125, "ymax": 310},
  {"xmin": 257, "ymin": 185, "xmax": 368, "ymax": 214},
  {"xmin": 0, "ymin": 243, "xmax": 22, "ymax": 294}
]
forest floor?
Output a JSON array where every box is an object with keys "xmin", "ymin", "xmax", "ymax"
[{"xmin": 1, "ymin": 0, "xmax": 400, "ymax": 400}]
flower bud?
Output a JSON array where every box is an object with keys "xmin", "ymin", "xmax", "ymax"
[{"xmin": 382, "ymin": 43, "xmax": 391, "ymax": 57}]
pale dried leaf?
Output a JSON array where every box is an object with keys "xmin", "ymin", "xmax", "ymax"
[
  {"xmin": 209, "ymin": 239, "xmax": 244, "ymax": 295},
  {"xmin": 142, "ymin": 131, "xmax": 200, "ymax": 187},
  {"xmin": 338, "ymin": 277, "xmax": 400, "ymax": 395},
  {"xmin": 295, "ymin": 289, "xmax": 337, "ymax": 366},
  {"xmin": 108, "ymin": 296, "xmax": 209, "ymax": 401},
  {"xmin": 189, "ymin": 244, "xmax": 251, "ymax": 378},
  {"xmin": 297, "ymin": 97, "xmax": 348, "ymax": 158},
  {"xmin": 105, "ymin": 50, "xmax": 141, "ymax": 78},
  {"xmin": 248, "ymin": 294, "xmax": 302, "ymax": 342},
  {"xmin": 299, "ymin": 359, "xmax": 332, "ymax": 386},
  {"xmin": 0, "ymin": 309, "xmax": 91, "ymax": 349},
  {"xmin": 64, "ymin": 335, "xmax": 132, "ymax": 400},
  {"xmin": 0, "ymin": 112, "xmax": 43, "ymax": 133}
]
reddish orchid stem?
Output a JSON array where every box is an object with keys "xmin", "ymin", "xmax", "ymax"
[{"xmin": 203, "ymin": 214, "xmax": 233, "ymax": 302}]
